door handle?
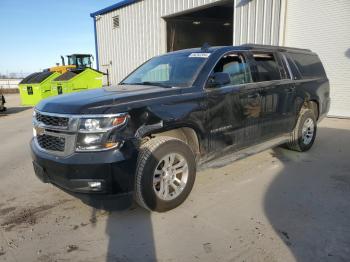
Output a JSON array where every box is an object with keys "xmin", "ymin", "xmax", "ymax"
[
  {"xmin": 248, "ymin": 93, "xmax": 260, "ymax": 99},
  {"xmin": 286, "ymin": 86, "xmax": 296, "ymax": 93}
]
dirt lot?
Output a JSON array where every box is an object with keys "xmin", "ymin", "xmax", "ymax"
[{"xmin": 0, "ymin": 94, "xmax": 350, "ymax": 262}]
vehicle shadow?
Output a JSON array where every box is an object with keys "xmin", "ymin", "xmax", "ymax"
[
  {"xmin": 0, "ymin": 106, "xmax": 32, "ymax": 117},
  {"xmin": 70, "ymin": 193, "xmax": 156, "ymax": 262},
  {"xmin": 64, "ymin": 149, "xmax": 159, "ymax": 261},
  {"xmin": 264, "ymin": 126, "xmax": 350, "ymax": 261}
]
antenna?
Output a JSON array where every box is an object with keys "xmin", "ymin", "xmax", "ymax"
[{"xmin": 201, "ymin": 43, "xmax": 211, "ymax": 52}]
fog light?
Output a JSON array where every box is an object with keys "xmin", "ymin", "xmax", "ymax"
[{"xmin": 88, "ymin": 181, "xmax": 102, "ymax": 190}]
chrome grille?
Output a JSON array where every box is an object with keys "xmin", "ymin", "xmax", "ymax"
[
  {"xmin": 33, "ymin": 110, "xmax": 77, "ymax": 156},
  {"xmin": 37, "ymin": 134, "xmax": 65, "ymax": 152},
  {"xmin": 36, "ymin": 112, "xmax": 69, "ymax": 128}
]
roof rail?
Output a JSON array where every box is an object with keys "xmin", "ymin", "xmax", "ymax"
[{"xmin": 240, "ymin": 44, "xmax": 312, "ymax": 53}]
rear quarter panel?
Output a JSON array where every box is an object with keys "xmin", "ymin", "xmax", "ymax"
[{"xmin": 286, "ymin": 51, "xmax": 330, "ymax": 121}]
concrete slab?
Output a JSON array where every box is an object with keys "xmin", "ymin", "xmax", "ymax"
[{"xmin": 0, "ymin": 94, "xmax": 349, "ymax": 262}]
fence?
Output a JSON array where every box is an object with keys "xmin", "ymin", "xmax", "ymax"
[{"xmin": 0, "ymin": 79, "xmax": 22, "ymax": 93}]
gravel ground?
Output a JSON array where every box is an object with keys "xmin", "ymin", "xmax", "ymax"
[{"xmin": 0, "ymin": 94, "xmax": 349, "ymax": 262}]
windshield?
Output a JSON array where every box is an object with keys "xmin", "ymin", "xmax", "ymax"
[
  {"xmin": 68, "ymin": 56, "xmax": 91, "ymax": 68},
  {"xmin": 121, "ymin": 52, "xmax": 209, "ymax": 88},
  {"xmin": 68, "ymin": 56, "xmax": 76, "ymax": 66}
]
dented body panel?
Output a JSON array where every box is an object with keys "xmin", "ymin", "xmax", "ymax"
[{"xmin": 31, "ymin": 45, "xmax": 330, "ymax": 194}]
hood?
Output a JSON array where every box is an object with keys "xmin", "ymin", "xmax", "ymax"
[{"xmin": 36, "ymin": 85, "xmax": 182, "ymax": 114}]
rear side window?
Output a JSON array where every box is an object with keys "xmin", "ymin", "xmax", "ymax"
[
  {"xmin": 284, "ymin": 55, "xmax": 302, "ymax": 80},
  {"xmin": 287, "ymin": 53, "xmax": 326, "ymax": 78},
  {"xmin": 252, "ymin": 53, "xmax": 281, "ymax": 81}
]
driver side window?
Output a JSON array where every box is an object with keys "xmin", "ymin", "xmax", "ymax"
[{"xmin": 213, "ymin": 53, "xmax": 252, "ymax": 85}]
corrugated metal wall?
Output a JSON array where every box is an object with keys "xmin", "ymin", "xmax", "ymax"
[
  {"xmin": 95, "ymin": 0, "xmax": 282, "ymax": 84},
  {"xmin": 233, "ymin": 0, "xmax": 281, "ymax": 46},
  {"xmin": 96, "ymin": 0, "xmax": 223, "ymax": 84},
  {"xmin": 282, "ymin": 0, "xmax": 350, "ymax": 117}
]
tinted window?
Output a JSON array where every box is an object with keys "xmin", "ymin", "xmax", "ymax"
[
  {"xmin": 287, "ymin": 52, "xmax": 326, "ymax": 78},
  {"xmin": 213, "ymin": 53, "xmax": 252, "ymax": 85},
  {"xmin": 253, "ymin": 53, "xmax": 281, "ymax": 81},
  {"xmin": 285, "ymin": 55, "xmax": 302, "ymax": 80}
]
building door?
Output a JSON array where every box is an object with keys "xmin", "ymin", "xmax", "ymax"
[
  {"xmin": 283, "ymin": 0, "xmax": 350, "ymax": 117},
  {"xmin": 165, "ymin": 1, "xmax": 233, "ymax": 52}
]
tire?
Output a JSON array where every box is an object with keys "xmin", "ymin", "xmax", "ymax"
[
  {"xmin": 285, "ymin": 108, "xmax": 317, "ymax": 152},
  {"xmin": 134, "ymin": 136, "xmax": 196, "ymax": 212}
]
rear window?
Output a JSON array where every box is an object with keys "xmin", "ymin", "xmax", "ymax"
[
  {"xmin": 252, "ymin": 53, "xmax": 281, "ymax": 81},
  {"xmin": 287, "ymin": 53, "xmax": 326, "ymax": 78}
]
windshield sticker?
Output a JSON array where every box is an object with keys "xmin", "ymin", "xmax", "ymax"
[{"xmin": 189, "ymin": 53, "xmax": 211, "ymax": 58}]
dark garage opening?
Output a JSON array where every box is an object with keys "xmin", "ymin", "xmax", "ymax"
[{"xmin": 165, "ymin": 1, "xmax": 233, "ymax": 52}]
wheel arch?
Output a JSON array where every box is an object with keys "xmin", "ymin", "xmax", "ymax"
[
  {"xmin": 148, "ymin": 126, "xmax": 201, "ymax": 159},
  {"xmin": 301, "ymin": 99, "xmax": 319, "ymax": 120},
  {"xmin": 292, "ymin": 97, "xmax": 320, "ymax": 131}
]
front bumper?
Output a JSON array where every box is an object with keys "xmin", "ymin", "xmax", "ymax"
[{"xmin": 30, "ymin": 139, "xmax": 137, "ymax": 194}]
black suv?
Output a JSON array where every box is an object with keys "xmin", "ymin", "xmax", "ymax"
[{"xmin": 31, "ymin": 45, "xmax": 330, "ymax": 212}]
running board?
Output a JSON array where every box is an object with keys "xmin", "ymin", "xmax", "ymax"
[{"xmin": 198, "ymin": 135, "xmax": 290, "ymax": 170}]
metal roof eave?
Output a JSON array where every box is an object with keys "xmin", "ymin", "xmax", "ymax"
[{"xmin": 90, "ymin": 0, "xmax": 138, "ymax": 17}]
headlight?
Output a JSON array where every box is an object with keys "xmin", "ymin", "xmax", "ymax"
[
  {"xmin": 79, "ymin": 114, "xmax": 128, "ymax": 132},
  {"xmin": 76, "ymin": 114, "xmax": 128, "ymax": 152}
]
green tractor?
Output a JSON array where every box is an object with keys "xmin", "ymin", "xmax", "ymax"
[{"xmin": 50, "ymin": 54, "xmax": 94, "ymax": 74}]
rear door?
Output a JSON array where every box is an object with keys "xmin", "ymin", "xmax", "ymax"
[{"xmin": 248, "ymin": 51, "xmax": 296, "ymax": 139}]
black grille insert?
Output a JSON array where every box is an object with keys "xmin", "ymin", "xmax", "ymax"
[
  {"xmin": 36, "ymin": 112, "xmax": 69, "ymax": 128},
  {"xmin": 37, "ymin": 134, "xmax": 65, "ymax": 152}
]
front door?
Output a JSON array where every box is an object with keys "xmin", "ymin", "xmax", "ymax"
[
  {"xmin": 248, "ymin": 51, "xmax": 296, "ymax": 139},
  {"xmin": 205, "ymin": 51, "xmax": 264, "ymax": 154}
]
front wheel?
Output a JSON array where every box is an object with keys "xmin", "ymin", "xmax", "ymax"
[
  {"xmin": 134, "ymin": 136, "xmax": 196, "ymax": 212},
  {"xmin": 285, "ymin": 108, "xmax": 317, "ymax": 152}
]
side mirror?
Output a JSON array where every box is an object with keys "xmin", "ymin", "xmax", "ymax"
[{"xmin": 207, "ymin": 72, "xmax": 231, "ymax": 88}]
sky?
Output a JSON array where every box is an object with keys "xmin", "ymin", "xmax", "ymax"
[{"xmin": 0, "ymin": 0, "xmax": 119, "ymax": 75}]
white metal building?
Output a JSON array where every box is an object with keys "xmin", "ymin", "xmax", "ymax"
[{"xmin": 91, "ymin": 0, "xmax": 350, "ymax": 117}]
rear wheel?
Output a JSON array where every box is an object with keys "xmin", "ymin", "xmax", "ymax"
[
  {"xmin": 135, "ymin": 136, "xmax": 196, "ymax": 212},
  {"xmin": 285, "ymin": 108, "xmax": 317, "ymax": 152}
]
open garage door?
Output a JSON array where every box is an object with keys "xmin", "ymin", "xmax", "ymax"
[{"xmin": 165, "ymin": 1, "xmax": 233, "ymax": 52}]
